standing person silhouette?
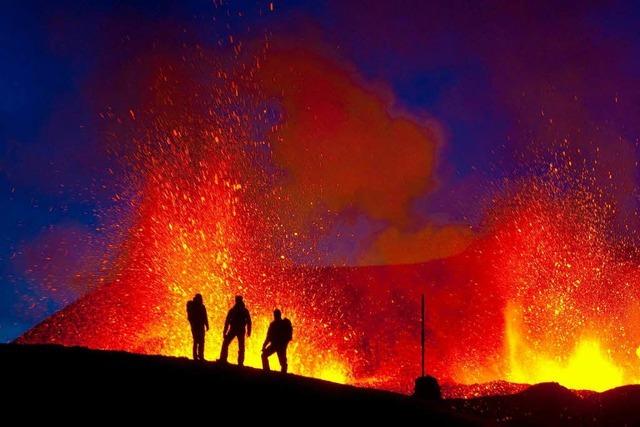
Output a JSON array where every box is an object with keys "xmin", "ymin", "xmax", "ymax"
[
  {"xmin": 219, "ymin": 295, "xmax": 252, "ymax": 366},
  {"xmin": 186, "ymin": 293, "xmax": 209, "ymax": 361},
  {"xmin": 261, "ymin": 309, "xmax": 293, "ymax": 373}
]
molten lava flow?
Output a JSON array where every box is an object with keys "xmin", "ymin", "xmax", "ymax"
[
  {"xmin": 15, "ymin": 41, "xmax": 640, "ymax": 396},
  {"xmin": 17, "ymin": 44, "xmax": 355, "ymax": 385},
  {"xmin": 454, "ymin": 181, "xmax": 640, "ymax": 393},
  {"xmin": 19, "ymin": 172, "xmax": 640, "ymax": 394},
  {"xmin": 505, "ymin": 303, "xmax": 625, "ymax": 391},
  {"xmin": 20, "ymin": 161, "xmax": 640, "ymax": 394},
  {"xmin": 120, "ymin": 161, "xmax": 351, "ymax": 383}
]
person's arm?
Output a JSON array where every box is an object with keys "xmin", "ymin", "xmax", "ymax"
[
  {"xmin": 246, "ymin": 309, "xmax": 252, "ymax": 337},
  {"xmin": 223, "ymin": 311, "xmax": 230, "ymax": 336},
  {"xmin": 204, "ymin": 307, "xmax": 209, "ymax": 331},
  {"xmin": 262, "ymin": 324, "xmax": 272, "ymax": 351}
]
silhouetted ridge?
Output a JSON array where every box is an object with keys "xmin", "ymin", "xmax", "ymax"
[{"xmin": 2, "ymin": 344, "xmax": 638, "ymax": 426}]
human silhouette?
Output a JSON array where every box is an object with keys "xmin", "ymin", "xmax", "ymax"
[
  {"xmin": 186, "ymin": 293, "xmax": 209, "ymax": 361},
  {"xmin": 261, "ymin": 309, "xmax": 293, "ymax": 373},
  {"xmin": 219, "ymin": 295, "xmax": 252, "ymax": 366}
]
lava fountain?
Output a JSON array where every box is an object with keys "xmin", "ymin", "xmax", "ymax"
[
  {"xmin": 16, "ymin": 42, "xmax": 640, "ymax": 396},
  {"xmin": 460, "ymin": 177, "xmax": 640, "ymax": 392},
  {"xmin": 18, "ymin": 44, "xmax": 354, "ymax": 383}
]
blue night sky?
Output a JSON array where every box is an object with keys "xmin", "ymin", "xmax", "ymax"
[{"xmin": 3, "ymin": 1, "xmax": 640, "ymax": 342}]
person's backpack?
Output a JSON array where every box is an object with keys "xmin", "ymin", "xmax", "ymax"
[
  {"xmin": 186, "ymin": 300, "xmax": 195, "ymax": 323},
  {"xmin": 282, "ymin": 318, "xmax": 293, "ymax": 342}
]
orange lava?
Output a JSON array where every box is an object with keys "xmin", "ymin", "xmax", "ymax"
[
  {"xmin": 505, "ymin": 303, "xmax": 628, "ymax": 391},
  {"xmin": 17, "ymin": 46, "xmax": 640, "ymax": 397},
  {"xmin": 450, "ymin": 181, "xmax": 640, "ymax": 392}
]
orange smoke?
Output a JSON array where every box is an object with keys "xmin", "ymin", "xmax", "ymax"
[
  {"xmin": 16, "ymin": 43, "xmax": 640, "ymax": 397},
  {"xmin": 260, "ymin": 49, "xmax": 438, "ymax": 225},
  {"xmin": 361, "ymin": 224, "xmax": 475, "ymax": 265},
  {"xmin": 256, "ymin": 48, "xmax": 473, "ymax": 264}
]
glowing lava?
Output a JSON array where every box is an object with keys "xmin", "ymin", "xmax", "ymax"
[
  {"xmin": 505, "ymin": 303, "xmax": 625, "ymax": 391},
  {"xmin": 16, "ymin": 44, "xmax": 640, "ymax": 396},
  {"xmin": 460, "ymin": 179, "xmax": 640, "ymax": 393}
]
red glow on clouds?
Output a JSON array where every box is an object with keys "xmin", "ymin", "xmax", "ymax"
[{"xmin": 16, "ymin": 41, "xmax": 640, "ymax": 396}]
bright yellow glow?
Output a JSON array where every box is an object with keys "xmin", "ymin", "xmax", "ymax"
[
  {"xmin": 504, "ymin": 303, "xmax": 632, "ymax": 392},
  {"xmin": 636, "ymin": 346, "xmax": 640, "ymax": 360},
  {"xmin": 151, "ymin": 308, "xmax": 351, "ymax": 384},
  {"xmin": 312, "ymin": 359, "xmax": 350, "ymax": 384},
  {"xmin": 508, "ymin": 338, "xmax": 623, "ymax": 391},
  {"xmin": 144, "ymin": 275, "xmax": 351, "ymax": 384},
  {"xmin": 133, "ymin": 211, "xmax": 352, "ymax": 385}
]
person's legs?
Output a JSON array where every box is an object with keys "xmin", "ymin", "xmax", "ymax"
[
  {"xmin": 219, "ymin": 333, "xmax": 233, "ymax": 362},
  {"xmin": 191, "ymin": 329, "xmax": 198, "ymax": 360},
  {"xmin": 198, "ymin": 333, "xmax": 205, "ymax": 360},
  {"xmin": 262, "ymin": 345, "xmax": 277, "ymax": 371},
  {"xmin": 276, "ymin": 344, "xmax": 288, "ymax": 373},
  {"xmin": 193, "ymin": 329, "xmax": 205, "ymax": 360},
  {"xmin": 237, "ymin": 333, "xmax": 245, "ymax": 366}
]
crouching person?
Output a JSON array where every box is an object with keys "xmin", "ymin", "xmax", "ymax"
[{"xmin": 261, "ymin": 309, "xmax": 292, "ymax": 373}]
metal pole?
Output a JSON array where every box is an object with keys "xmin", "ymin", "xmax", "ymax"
[{"xmin": 421, "ymin": 293, "xmax": 425, "ymax": 377}]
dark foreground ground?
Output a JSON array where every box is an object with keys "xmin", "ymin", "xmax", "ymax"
[{"xmin": 1, "ymin": 344, "xmax": 639, "ymax": 425}]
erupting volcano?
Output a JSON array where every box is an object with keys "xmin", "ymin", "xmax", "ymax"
[
  {"xmin": 17, "ymin": 46, "xmax": 640, "ymax": 396},
  {"xmin": 7, "ymin": 1, "xmax": 640, "ymax": 403}
]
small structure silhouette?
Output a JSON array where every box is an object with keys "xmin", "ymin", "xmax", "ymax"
[
  {"xmin": 186, "ymin": 293, "xmax": 209, "ymax": 361},
  {"xmin": 414, "ymin": 293, "xmax": 441, "ymax": 400},
  {"xmin": 261, "ymin": 309, "xmax": 293, "ymax": 373},
  {"xmin": 219, "ymin": 295, "xmax": 252, "ymax": 366},
  {"xmin": 414, "ymin": 375, "xmax": 442, "ymax": 400}
]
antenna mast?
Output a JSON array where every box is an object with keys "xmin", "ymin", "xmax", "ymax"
[{"xmin": 421, "ymin": 293, "xmax": 425, "ymax": 377}]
